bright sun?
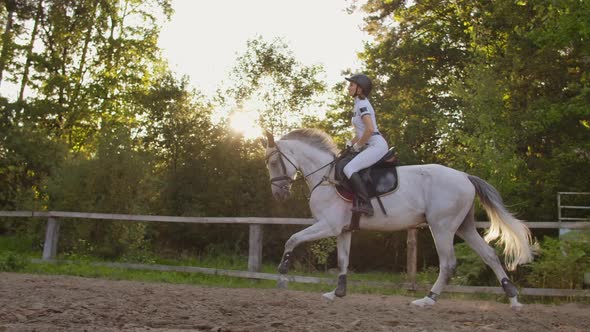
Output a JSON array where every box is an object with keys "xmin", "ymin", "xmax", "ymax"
[{"xmin": 229, "ymin": 111, "xmax": 262, "ymax": 139}]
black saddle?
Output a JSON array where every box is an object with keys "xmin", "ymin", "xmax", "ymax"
[{"xmin": 335, "ymin": 147, "xmax": 399, "ymax": 206}]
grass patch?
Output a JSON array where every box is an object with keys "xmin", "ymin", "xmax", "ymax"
[
  {"xmin": 19, "ymin": 259, "xmax": 423, "ymax": 297},
  {"xmin": 16, "ymin": 258, "xmax": 588, "ymax": 304},
  {"xmin": 1, "ymin": 235, "xmax": 588, "ymax": 304},
  {"xmin": 0, "ymin": 235, "xmax": 422, "ymax": 294},
  {"xmin": 22, "ymin": 260, "xmax": 280, "ymax": 289},
  {"xmin": 0, "ymin": 236, "xmax": 37, "ymax": 253}
]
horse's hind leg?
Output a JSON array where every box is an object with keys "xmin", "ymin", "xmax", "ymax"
[
  {"xmin": 456, "ymin": 206, "xmax": 523, "ymax": 310},
  {"xmin": 411, "ymin": 224, "xmax": 457, "ymax": 307},
  {"xmin": 322, "ymin": 231, "xmax": 352, "ymax": 302}
]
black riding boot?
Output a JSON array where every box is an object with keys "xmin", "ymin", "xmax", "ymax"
[{"xmin": 349, "ymin": 172, "xmax": 374, "ymax": 217}]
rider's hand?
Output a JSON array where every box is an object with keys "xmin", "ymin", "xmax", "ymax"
[
  {"xmin": 352, "ymin": 143, "xmax": 362, "ymax": 152},
  {"xmin": 345, "ymin": 140, "xmax": 353, "ymax": 148}
]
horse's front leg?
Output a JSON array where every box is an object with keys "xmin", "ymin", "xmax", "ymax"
[
  {"xmin": 322, "ymin": 231, "xmax": 352, "ymax": 302},
  {"xmin": 278, "ymin": 221, "xmax": 340, "ymax": 274}
]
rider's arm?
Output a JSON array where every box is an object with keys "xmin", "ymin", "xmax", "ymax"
[{"xmin": 353, "ymin": 115, "xmax": 374, "ymax": 149}]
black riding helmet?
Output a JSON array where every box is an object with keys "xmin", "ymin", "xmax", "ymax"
[{"xmin": 345, "ymin": 74, "xmax": 373, "ymax": 97}]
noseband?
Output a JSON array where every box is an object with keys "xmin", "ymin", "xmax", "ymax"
[{"xmin": 265, "ymin": 145, "xmax": 335, "ymax": 195}]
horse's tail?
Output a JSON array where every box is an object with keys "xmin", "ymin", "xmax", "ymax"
[{"xmin": 468, "ymin": 175, "xmax": 534, "ymax": 270}]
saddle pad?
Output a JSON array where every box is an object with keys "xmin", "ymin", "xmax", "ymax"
[
  {"xmin": 336, "ymin": 166, "xmax": 399, "ymax": 202},
  {"xmin": 336, "ymin": 186, "xmax": 354, "ymax": 202}
]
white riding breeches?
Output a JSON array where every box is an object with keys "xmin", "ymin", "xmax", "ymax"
[{"xmin": 343, "ymin": 134, "xmax": 388, "ymax": 179}]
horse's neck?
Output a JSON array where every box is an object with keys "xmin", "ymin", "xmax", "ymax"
[{"xmin": 279, "ymin": 140, "xmax": 334, "ymax": 187}]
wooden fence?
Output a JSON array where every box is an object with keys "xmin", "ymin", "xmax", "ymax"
[{"xmin": 1, "ymin": 210, "xmax": 589, "ymax": 298}]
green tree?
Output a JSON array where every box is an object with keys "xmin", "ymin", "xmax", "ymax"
[
  {"xmin": 355, "ymin": 0, "xmax": 590, "ymax": 220},
  {"xmin": 5, "ymin": 0, "xmax": 172, "ymax": 152},
  {"xmin": 137, "ymin": 73, "xmax": 212, "ymax": 216},
  {"xmin": 1, "ymin": 0, "xmax": 174, "ymax": 255},
  {"xmin": 0, "ymin": 107, "xmax": 66, "ymax": 210},
  {"xmin": 45, "ymin": 123, "xmax": 155, "ymax": 257},
  {"xmin": 226, "ymin": 36, "xmax": 326, "ymax": 135}
]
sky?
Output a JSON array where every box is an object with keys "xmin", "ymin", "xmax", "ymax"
[{"xmin": 157, "ymin": 0, "xmax": 370, "ymax": 97}]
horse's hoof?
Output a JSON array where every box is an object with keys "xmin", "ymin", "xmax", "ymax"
[
  {"xmin": 322, "ymin": 291, "xmax": 336, "ymax": 303},
  {"xmin": 277, "ymin": 275, "xmax": 289, "ymax": 289},
  {"xmin": 509, "ymin": 297, "xmax": 523, "ymax": 311},
  {"xmin": 410, "ymin": 296, "xmax": 435, "ymax": 307}
]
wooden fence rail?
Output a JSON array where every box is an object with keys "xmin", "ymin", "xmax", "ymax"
[{"xmin": 2, "ymin": 210, "xmax": 589, "ymax": 298}]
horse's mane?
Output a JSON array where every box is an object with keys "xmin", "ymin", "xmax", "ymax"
[{"xmin": 280, "ymin": 128, "xmax": 339, "ymax": 155}]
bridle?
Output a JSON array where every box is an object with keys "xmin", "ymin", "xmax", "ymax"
[
  {"xmin": 265, "ymin": 144, "xmax": 336, "ymax": 196},
  {"xmin": 265, "ymin": 147, "xmax": 297, "ymax": 191}
]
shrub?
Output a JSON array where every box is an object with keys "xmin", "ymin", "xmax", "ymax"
[
  {"xmin": 453, "ymin": 242, "xmax": 499, "ymax": 286},
  {"xmin": 308, "ymin": 238, "xmax": 337, "ymax": 271},
  {"xmin": 0, "ymin": 251, "xmax": 28, "ymax": 271},
  {"xmin": 526, "ymin": 231, "xmax": 590, "ymax": 289}
]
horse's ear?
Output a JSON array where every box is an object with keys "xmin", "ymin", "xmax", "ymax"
[{"xmin": 265, "ymin": 130, "xmax": 275, "ymax": 148}]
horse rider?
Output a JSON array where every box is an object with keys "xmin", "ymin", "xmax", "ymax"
[{"xmin": 343, "ymin": 74, "xmax": 389, "ymax": 217}]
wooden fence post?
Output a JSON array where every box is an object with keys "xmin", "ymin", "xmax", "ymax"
[
  {"xmin": 42, "ymin": 217, "xmax": 60, "ymax": 261},
  {"xmin": 248, "ymin": 224, "xmax": 263, "ymax": 272},
  {"xmin": 406, "ymin": 228, "xmax": 418, "ymax": 290}
]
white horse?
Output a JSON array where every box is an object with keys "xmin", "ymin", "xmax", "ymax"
[{"xmin": 263, "ymin": 128, "xmax": 534, "ymax": 309}]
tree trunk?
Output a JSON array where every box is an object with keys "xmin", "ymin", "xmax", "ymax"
[
  {"xmin": 0, "ymin": 0, "xmax": 17, "ymax": 88},
  {"xmin": 67, "ymin": 1, "xmax": 98, "ymax": 151},
  {"xmin": 18, "ymin": 0, "xmax": 44, "ymax": 105},
  {"xmin": 70, "ymin": 0, "xmax": 97, "ymax": 107}
]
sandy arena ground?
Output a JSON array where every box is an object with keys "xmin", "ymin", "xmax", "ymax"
[{"xmin": 0, "ymin": 272, "xmax": 588, "ymax": 331}]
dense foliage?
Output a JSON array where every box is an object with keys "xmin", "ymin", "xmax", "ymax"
[
  {"xmin": 526, "ymin": 231, "xmax": 590, "ymax": 289},
  {"xmin": 1, "ymin": 1, "xmax": 588, "ymax": 283},
  {"xmin": 352, "ymin": 0, "xmax": 590, "ymax": 221}
]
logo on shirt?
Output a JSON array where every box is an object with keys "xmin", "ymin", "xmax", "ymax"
[{"xmin": 359, "ymin": 107, "xmax": 369, "ymax": 114}]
